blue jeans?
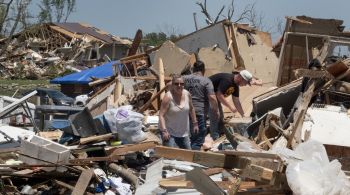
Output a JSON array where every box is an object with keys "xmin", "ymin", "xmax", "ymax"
[
  {"xmin": 190, "ymin": 114, "xmax": 207, "ymax": 150},
  {"xmin": 209, "ymin": 101, "xmax": 224, "ymax": 140},
  {"xmin": 163, "ymin": 134, "xmax": 191, "ymax": 149}
]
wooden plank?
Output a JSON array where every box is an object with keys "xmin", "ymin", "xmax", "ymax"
[
  {"xmin": 0, "ymin": 147, "xmax": 20, "ymax": 153},
  {"xmin": 37, "ymin": 131, "xmax": 62, "ymax": 141},
  {"xmin": 54, "ymin": 180, "xmax": 75, "ymax": 190},
  {"xmin": 154, "ymin": 146, "xmax": 251, "ymax": 169},
  {"xmin": 72, "ymin": 169, "xmax": 94, "ymax": 195},
  {"xmin": 155, "ymin": 146, "xmax": 227, "ymax": 167},
  {"xmin": 69, "ymin": 155, "xmax": 123, "ymax": 163},
  {"xmin": 159, "ymin": 179, "xmax": 234, "ymax": 189},
  {"xmin": 287, "ymin": 80, "xmax": 316, "ymax": 147},
  {"xmin": 237, "ymin": 189, "xmax": 286, "ymax": 195},
  {"xmin": 274, "ymin": 32, "xmax": 289, "ymax": 86},
  {"xmin": 88, "ymin": 77, "xmax": 114, "ymax": 87},
  {"xmin": 222, "ymin": 169, "xmax": 241, "ymax": 195},
  {"xmin": 87, "ymin": 80, "xmax": 115, "ymax": 107},
  {"xmin": 80, "ymin": 133, "xmax": 114, "ymax": 145},
  {"xmin": 220, "ymin": 151, "xmax": 281, "ymax": 160},
  {"xmin": 113, "ymin": 78, "xmax": 122, "ymax": 104},
  {"xmin": 106, "ymin": 141, "xmax": 157, "ymax": 156},
  {"xmin": 166, "ymin": 167, "xmax": 224, "ymax": 181},
  {"xmin": 123, "ymin": 76, "xmax": 172, "ymax": 81},
  {"xmin": 186, "ymin": 167, "xmax": 225, "ymax": 195},
  {"xmin": 223, "ymin": 23, "xmax": 240, "ymax": 70},
  {"xmin": 159, "ymin": 179, "xmax": 257, "ymax": 190},
  {"xmin": 54, "ymin": 180, "xmax": 94, "ymax": 195},
  {"xmin": 127, "ymin": 29, "xmax": 142, "ymax": 57},
  {"xmin": 159, "ymin": 57, "xmax": 165, "ymax": 100},
  {"xmin": 137, "ymin": 86, "xmax": 167, "ymax": 112},
  {"xmin": 295, "ymin": 69, "xmax": 332, "ymax": 79},
  {"xmin": 242, "ymin": 164, "xmax": 275, "ymax": 182}
]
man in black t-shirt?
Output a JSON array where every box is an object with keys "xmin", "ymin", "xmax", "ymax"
[{"xmin": 209, "ymin": 70, "xmax": 261, "ymax": 140}]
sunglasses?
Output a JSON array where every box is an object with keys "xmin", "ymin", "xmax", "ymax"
[{"xmin": 173, "ymin": 82, "xmax": 184, "ymax": 86}]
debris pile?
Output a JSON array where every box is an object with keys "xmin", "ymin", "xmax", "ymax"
[
  {"xmin": 1, "ymin": 16, "xmax": 350, "ymax": 195},
  {"xmin": 0, "ymin": 23, "xmax": 131, "ymax": 79}
]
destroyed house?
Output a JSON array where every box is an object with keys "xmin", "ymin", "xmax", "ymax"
[
  {"xmin": 273, "ymin": 16, "xmax": 350, "ymax": 86},
  {"xmin": 0, "ymin": 22, "xmax": 131, "ymax": 64},
  {"xmin": 142, "ymin": 20, "xmax": 279, "ymax": 117},
  {"xmin": 172, "ymin": 19, "xmax": 279, "ymax": 86}
]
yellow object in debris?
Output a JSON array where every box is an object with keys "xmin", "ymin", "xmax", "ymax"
[{"xmin": 110, "ymin": 140, "xmax": 122, "ymax": 146}]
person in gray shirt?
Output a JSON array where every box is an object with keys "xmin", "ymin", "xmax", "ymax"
[{"xmin": 183, "ymin": 61, "xmax": 219, "ymax": 150}]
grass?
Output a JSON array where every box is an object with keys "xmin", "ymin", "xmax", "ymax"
[{"xmin": 0, "ymin": 79, "xmax": 58, "ymax": 98}]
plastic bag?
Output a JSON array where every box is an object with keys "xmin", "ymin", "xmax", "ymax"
[
  {"xmin": 104, "ymin": 106, "xmax": 146, "ymax": 143},
  {"xmin": 286, "ymin": 140, "xmax": 350, "ymax": 195}
]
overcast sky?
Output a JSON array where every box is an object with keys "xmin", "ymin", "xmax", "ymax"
[{"xmin": 69, "ymin": 0, "xmax": 350, "ymax": 42}]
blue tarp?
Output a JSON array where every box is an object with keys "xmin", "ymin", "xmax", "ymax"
[{"xmin": 50, "ymin": 61, "xmax": 119, "ymax": 84}]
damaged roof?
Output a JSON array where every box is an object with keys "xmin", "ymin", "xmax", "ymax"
[
  {"xmin": 51, "ymin": 22, "xmax": 131, "ymax": 45},
  {"xmin": 273, "ymin": 15, "xmax": 350, "ymax": 52}
]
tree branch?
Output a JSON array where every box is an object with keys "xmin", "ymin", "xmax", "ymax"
[
  {"xmin": 196, "ymin": 1, "xmax": 213, "ymax": 25},
  {"xmin": 214, "ymin": 5, "xmax": 225, "ymax": 23},
  {"xmin": 0, "ymin": 0, "xmax": 14, "ymax": 34}
]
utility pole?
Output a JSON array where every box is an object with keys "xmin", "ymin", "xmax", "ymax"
[{"xmin": 193, "ymin": 13, "xmax": 198, "ymax": 31}]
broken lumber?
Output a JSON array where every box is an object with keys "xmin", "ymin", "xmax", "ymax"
[
  {"xmin": 137, "ymin": 86, "xmax": 167, "ymax": 112},
  {"xmin": 159, "ymin": 179, "xmax": 257, "ymax": 191},
  {"xmin": 79, "ymin": 133, "xmax": 114, "ymax": 145},
  {"xmin": 54, "ymin": 180, "xmax": 94, "ymax": 195},
  {"xmin": 106, "ymin": 141, "xmax": 157, "ymax": 156},
  {"xmin": 186, "ymin": 167, "xmax": 225, "ymax": 195},
  {"xmin": 71, "ymin": 169, "xmax": 94, "ymax": 195},
  {"xmin": 159, "ymin": 57, "xmax": 165, "ymax": 99},
  {"xmin": 154, "ymin": 146, "xmax": 250, "ymax": 169},
  {"xmin": 113, "ymin": 77, "xmax": 122, "ymax": 104},
  {"xmin": 222, "ymin": 169, "xmax": 241, "ymax": 195},
  {"xmin": 242, "ymin": 164, "xmax": 275, "ymax": 182}
]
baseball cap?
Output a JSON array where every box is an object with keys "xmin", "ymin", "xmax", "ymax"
[{"xmin": 239, "ymin": 70, "xmax": 253, "ymax": 85}]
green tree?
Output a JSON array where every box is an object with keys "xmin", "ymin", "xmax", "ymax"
[
  {"xmin": 143, "ymin": 32, "xmax": 183, "ymax": 47},
  {"xmin": 143, "ymin": 32, "xmax": 167, "ymax": 47},
  {"xmin": 38, "ymin": 0, "xmax": 76, "ymax": 23}
]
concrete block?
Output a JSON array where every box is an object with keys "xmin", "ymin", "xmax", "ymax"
[{"xmin": 19, "ymin": 135, "xmax": 70, "ymax": 172}]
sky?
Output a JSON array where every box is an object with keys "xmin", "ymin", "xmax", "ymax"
[{"xmin": 68, "ymin": 0, "xmax": 350, "ymax": 42}]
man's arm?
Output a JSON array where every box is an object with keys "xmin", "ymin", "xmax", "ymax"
[
  {"xmin": 208, "ymin": 94, "xmax": 219, "ymax": 118},
  {"xmin": 232, "ymin": 96, "xmax": 244, "ymax": 117},
  {"xmin": 188, "ymin": 92, "xmax": 199, "ymax": 133},
  {"xmin": 251, "ymin": 77, "xmax": 263, "ymax": 86},
  {"xmin": 216, "ymin": 92, "xmax": 237, "ymax": 113}
]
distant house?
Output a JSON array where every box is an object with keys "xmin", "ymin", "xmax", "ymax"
[{"xmin": 0, "ymin": 22, "xmax": 131, "ymax": 63}]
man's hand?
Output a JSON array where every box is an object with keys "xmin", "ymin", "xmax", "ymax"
[
  {"xmin": 211, "ymin": 109, "xmax": 220, "ymax": 119},
  {"xmin": 251, "ymin": 78, "xmax": 263, "ymax": 86},
  {"xmin": 230, "ymin": 107, "xmax": 237, "ymax": 113},
  {"xmin": 161, "ymin": 130, "xmax": 170, "ymax": 141},
  {"xmin": 193, "ymin": 124, "xmax": 199, "ymax": 134}
]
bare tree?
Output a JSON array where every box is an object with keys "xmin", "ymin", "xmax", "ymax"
[
  {"xmin": 0, "ymin": 0, "xmax": 30, "ymax": 35},
  {"xmin": 196, "ymin": 0, "xmax": 225, "ymax": 25},
  {"xmin": 38, "ymin": 0, "xmax": 76, "ymax": 23},
  {"xmin": 196, "ymin": 0, "xmax": 267, "ymax": 31},
  {"xmin": 0, "ymin": 0, "xmax": 29, "ymax": 55},
  {"xmin": 0, "ymin": 0, "xmax": 15, "ymax": 35}
]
